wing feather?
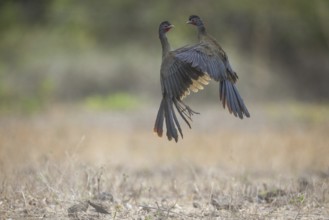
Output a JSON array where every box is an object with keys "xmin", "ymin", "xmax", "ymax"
[
  {"xmin": 160, "ymin": 53, "xmax": 207, "ymax": 133},
  {"xmin": 175, "ymin": 42, "xmax": 238, "ymax": 82}
]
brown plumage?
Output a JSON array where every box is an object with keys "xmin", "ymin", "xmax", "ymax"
[{"xmin": 176, "ymin": 15, "xmax": 250, "ymax": 119}]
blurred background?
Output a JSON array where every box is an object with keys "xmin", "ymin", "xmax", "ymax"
[
  {"xmin": 1, "ymin": 2, "xmax": 329, "ymax": 218},
  {"xmin": 0, "ymin": 0, "xmax": 328, "ymax": 114},
  {"xmin": 0, "ymin": 0, "xmax": 329, "ymax": 172}
]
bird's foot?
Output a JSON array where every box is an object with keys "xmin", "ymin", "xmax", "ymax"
[{"xmin": 182, "ymin": 106, "xmax": 199, "ymax": 118}]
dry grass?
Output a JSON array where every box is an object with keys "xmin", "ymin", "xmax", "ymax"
[{"xmin": 0, "ymin": 103, "xmax": 329, "ymax": 219}]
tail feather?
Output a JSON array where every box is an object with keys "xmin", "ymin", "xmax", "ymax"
[
  {"xmin": 154, "ymin": 98, "xmax": 180, "ymax": 142},
  {"xmin": 227, "ymin": 82, "xmax": 241, "ymax": 118},
  {"xmin": 169, "ymin": 99, "xmax": 183, "ymax": 139},
  {"xmin": 163, "ymin": 98, "xmax": 178, "ymax": 142},
  {"xmin": 226, "ymin": 82, "xmax": 235, "ymax": 114},
  {"xmin": 153, "ymin": 99, "xmax": 165, "ymax": 137},
  {"xmin": 232, "ymin": 83, "xmax": 250, "ymax": 117},
  {"xmin": 220, "ymin": 80, "xmax": 227, "ymax": 109},
  {"xmin": 154, "ymin": 97, "xmax": 198, "ymax": 142},
  {"xmin": 220, "ymin": 80, "xmax": 250, "ymax": 119}
]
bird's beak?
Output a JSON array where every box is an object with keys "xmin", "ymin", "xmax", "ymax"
[
  {"xmin": 169, "ymin": 24, "xmax": 175, "ymax": 29},
  {"xmin": 186, "ymin": 21, "xmax": 192, "ymax": 24}
]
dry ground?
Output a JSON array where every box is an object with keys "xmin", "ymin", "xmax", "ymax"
[{"xmin": 0, "ymin": 103, "xmax": 329, "ymax": 219}]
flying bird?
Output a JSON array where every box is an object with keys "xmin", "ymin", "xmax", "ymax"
[
  {"xmin": 176, "ymin": 15, "xmax": 250, "ymax": 119},
  {"xmin": 154, "ymin": 18, "xmax": 250, "ymax": 142},
  {"xmin": 154, "ymin": 21, "xmax": 210, "ymax": 142}
]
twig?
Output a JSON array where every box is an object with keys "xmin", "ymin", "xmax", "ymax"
[
  {"xmin": 20, "ymin": 190, "xmax": 27, "ymax": 208},
  {"xmin": 38, "ymin": 172, "xmax": 58, "ymax": 194},
  {"xmin": 113, "ymin": 210, "xmax": 117, "ymax": 220},
  {"xmin": 140, "ymin": 205, "xmax": 201, "ymax": 218},
  {"xmin": 294, "ymin": 208, "xmax": 302, "ymax": 220}
]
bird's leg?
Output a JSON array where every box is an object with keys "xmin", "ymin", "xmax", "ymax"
[
  {"xmin": 184, "ymin": 105, "xmax": 200, "ymax": 116},
  {"xmin": 179, "ymin": 101, "xmax": 199, "ymax": 118}
]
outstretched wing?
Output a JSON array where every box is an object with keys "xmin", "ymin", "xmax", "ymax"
[
  {"xmin": 161, "ymin": 52, "xmax": 211, "ymax": 100},
  {"xmin": 175, "ymin": 42, "xmax": 238, "ymax": 82},
  {"xmin": 175, "ymin": 44, "xmax": 250, "ymax": 119},
  {"xmin": 155, "ymin": 53, "xmax": 211, "ymax": 141}
]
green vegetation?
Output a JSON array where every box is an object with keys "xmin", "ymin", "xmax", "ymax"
[
  {"xmin": 265, "ymin": 102, "xmax": 329, "ymax": 125},
  {"xmin": 0, "ymin": 0, "xmax": 328, "ymax": 114},
  {"xmin": 84, "ymin": 93, "xmax": 140, "ymax": 111},
  {"xmin": 290, "ymin": 194, "xmax": 306, "ymax": 205}
]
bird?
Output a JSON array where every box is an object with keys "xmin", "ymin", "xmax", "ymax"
[
  {"xmin": 175, "ymin": 15, "xmax": 250, "ymax": 119},
  {"xmin": 154, "ymin": 21, "xmax": 211, "ymax": 142}
]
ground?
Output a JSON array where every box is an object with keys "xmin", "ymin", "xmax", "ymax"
[{"xmin": 0, "ymin": 103, "xmax": 328, "ymax": 219}]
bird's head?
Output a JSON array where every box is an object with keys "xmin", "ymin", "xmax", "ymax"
[
  {"xmin": 187, "ymin": 15, "xmax": 204, "ymax": 27},
  {"xmin": 159, "ymin": 21, "xmax": 175, "ymax": 34}
]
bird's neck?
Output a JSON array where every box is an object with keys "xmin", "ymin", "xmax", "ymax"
[
  {"xmin": 197, "ymin": 26, "xmax": 207, "ymax": 41},
  {"xmin": 159, "ymin": 32, "xmax": 171, "ymax": 58}
]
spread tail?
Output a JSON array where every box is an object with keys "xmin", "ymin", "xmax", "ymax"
[
  {"xmin": 154, "ymin": 98, "xmax": 181, "ymax": 142},
  {"xmin": 220, "ymin": 80, "xmax": 250, "ymax": 119},
  {"xmin": 154, "ymin": 98, "xmax": 198, "ymax": 142}
]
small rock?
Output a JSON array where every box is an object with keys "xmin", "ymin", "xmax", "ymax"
[
  {"xmin": 67, "ymin": 201, "xmax": 89, "ymax": 218},
  {"xmin": 97, "ymin": 192, "xmax": 114, "ymax": 202},
  {"xmin": 193, "ymin": 201, "xmax": 201, "ymax": 208},
  {"xmin": 88, "ymin": 200, "xmax": 110, "ymax": 214}
]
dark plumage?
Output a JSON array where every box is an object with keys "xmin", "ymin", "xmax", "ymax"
[
  {"xmin": 154, "ymin": 21, "xmax": 210, "ymax": 142},
  {"xmin": 176, "ymin": 15, "xmax": 250, "ymax": 118},
  {"xmin": 154, "ymin": 18, "xmax": 250, "ymax": 142}
]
